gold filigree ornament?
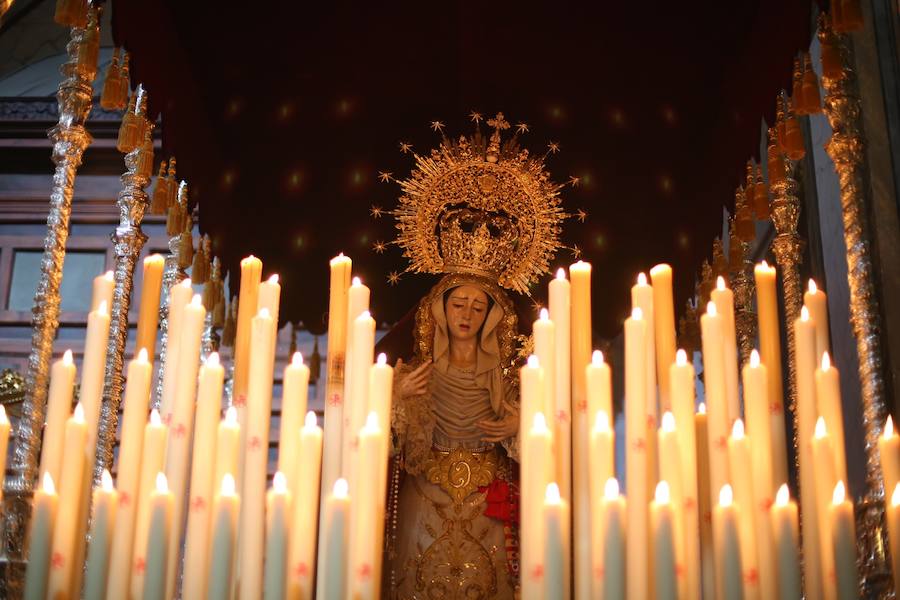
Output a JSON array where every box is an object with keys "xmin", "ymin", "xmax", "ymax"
[
  {"xmin": 385, "ymin": 112, "xmax": 570, "ymax": 294},
  {"xmin": 424, "ymin": 446, "xmax": 499, "ymax": 505}
]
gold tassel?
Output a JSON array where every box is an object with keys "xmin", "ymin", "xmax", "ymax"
[
  {"xmin": 54, "ymin": 0, "xmax": 87, "ymax": 28},
  {"xmin": 75, "ymin": 7, "xmax": 100, "ymax": 79},
  {"xmin": 192, "ymin": 235, "xmax": 210, "ymax": 284},
  {"xmin": 791, "ymin": 57, "xmax": 807, "ymax": 115},
  {"xmin": 165, "ymin": 157, "xmax": 178, "ymax": 208},
  {"xmin": 221, "ymin": 296, "xmax": 237, "ymax": 347},
  {"xmin": 150, "ymin": 160, "xmax": 169, "ymax": 215},
  {"xmin": 801, "ymin": 52, "xmax": 822, "ymax": 114},
  {"xmin": 115, "ymin": 52, "xmax": 130, "ymax": 110},
  {"xmin": 117, "ymin": 92, "xmax": 139, "ymax": 154},
  {"xmin": 135, "ymin": 125, "xmax": 154, "ymax": 179},
  {"xmin": 213, "ymin": 296, "xmax": 226, "ymax": 329},
  {"xmin": 100, "ymin": 48, "xmax": 122, "ymax": 110},
  {"xmin": 309, "ymin": 335, "xmax": 322, "ymax": 384},
  {"xmin": 178, "ymin": 218, "xmax": 193, "ymax": 271},
  {"xmin": 288, "ymin": 322, "xmax": 297, "ymax": 357}
]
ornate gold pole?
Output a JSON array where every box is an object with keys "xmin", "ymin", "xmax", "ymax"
[
  {"xmin": 201, "ymin": 257, "xmax": 224, "ymax": 361},
  {"xmin": 819, "ymin": 16, "xmax": 892, "ymax": 594},
  {"xmin": 730, "ymin": 181, "xmax": 758, "ymax": 365},
  {"xmin": 93, "ymin": 85, "xmax": 153, "ymax": 482},
  {"xmin": 1, "ymin": 7, "xmax": 100, "ymax": 593}
]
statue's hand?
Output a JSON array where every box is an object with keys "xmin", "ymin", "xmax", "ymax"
[
  {"xmin": 395, "ymin": 359, "xmax": 432, "ymax": 399},
  {"xmin": 477, "ymin": 413, "xmax": 517, "ymax": 442}
]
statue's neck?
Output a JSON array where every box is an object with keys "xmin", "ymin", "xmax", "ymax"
[{"xmin": 448, "ymin": 338, "xmax": 478, "ymax": 368}]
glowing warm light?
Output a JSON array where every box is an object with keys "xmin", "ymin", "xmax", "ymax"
[
  {"xmin": 822, "ymin": 352, "xmax": 832, "ymax": 371},
  {"xmin": 225, "ymin": 406, "xmax": 237, "ymax": 424},
  {"xmin": 760, "ymin": 260, "xmax": 770, "ymax": 269},
  {"xmin": 221, "ymin": 473, "xmax": 236, "ymax": 496},
  {"xmin": 750, "ymin": 349, "xmax": 760, "ymax": 368},
  {"xmin": 103, "ymin": 270, "xmax": 113, "ymax": 281},
  {"xmin": 268, "ymin": 274, "xmax": 280, "ymax": 284},
  {"xmin": 637, "ymin": 272, "xmax": 648, "ymax": 286},
  {"xmin": 179, "ymin": 278, "xmax": 193, "ymax": 289},
  {"xmin": 207, "ymin": 352, "xmax": 220, "ymax": 368},
  {"xmin": 377, "ymin": 353, "xmax": 387, "ymax": 366},
  {"xmin": 661, "ymin": 412, "xmax": 676, "ymax": 433},
  {"xmin": 258, "ymin": 308, "xmax": 271, "ymax": 319},
  {"xmin": 304, "ymin": 411, "xmax": 318, "ymax": 429},
  {"xmin": 359, "ymin": 310, "xmax": 370, "ymax": 320},
  {"xmin": 716, "ymin": 276, "xmax": 726, "ymax": 290},
  {"xmin": 101, "ymin": 469, "xmax": 114, "ymax": 491},
  {"xmin": 97, "ymin": 300, "xmax": 108, "ymax": 315},
  {"xmin": 801, "ymin": 306, "xmax": 810, "ymax": 322},
  {"xmin": 556, "ymin": 268, "xmax": 566, "ymax": 280},
  {"xmin": 545, "ymin": 482, "xmax": 562, "ymax": 504},
  {"xmin": 719, "ymin": 484, "xmax": 734, "ymax": 507},
  {"xmin": 885, "ymin": 415, "xmax": 895, "ymax": 439},
  {"xmin": 540, "ymin": 308, "xmax": 549, "ymax": 321},
  {"xmin": 808, "ymin": 279, "xmax": 818, "ymax": 294},
  {"xmin": 815, "ymin": 417, "xmax": 828, "ymax": 439},
  {"xmin": 0, "ymin": 405, "xmax": 6, "ymax": 424},
  {"xmin": 892, "ymin": 483, "xmax": 900, "ymax": 507},
  {"xmin": 832, "ymin": 481, "xmax": 846, "ymax": 505},
  {"xmin": 352, "ymin": 276, "xmax": 362, "ymax": 286},
  {"xmin": 273, "ymin": 472, "xmax": 288, "ymax": 494},
  {"xmin": 592, "ymin": 350, "xmax": 605, "ymax": 365},
  {"xmin": 150, "ymin": 408, "xmax": 162, "ymax": 426},
  {"xmin": 594, "ymin": 411, "xmax": 610, "ymax": 432},
  {"xmin": 532, "ymin": 412, "xmax": 549, "ymax": 433},
  {"xmin": 698, "ymin": 402, "xmax": 707, "ymax": 415},
  {"xmin": 155, "ymin": 472, "xmax": 169, "ymax": 494},
  {"xmin": 63, "ymin": 349, "xmax": 73, "ymax": 364},
  {"xmin": 655, "ymin": 481, "xmax": 671, "ymax": 504},
  {"xmin": 775, "ymin": 484, "xmax": 791, "ymax": 507},
  {"xmin": 42, "ymin": 472, "xmax": 56, "ymax": 494},
  {"xmin": 73, "ymin": 403, "xmax": 85, "ymax": 423},
  {"xmin": 191, "ymin": 294, "xmax": 202, "ymax": 306},
  {"xmin": 137, "ymin": 348, "xmax": 149, "ymax": 363},
  {"xmin": 527, "ymin": 355, "xmax": 540, "ymax": 369},
  {"xmin": 363, "ymin": 411, "xmax": 379, "ymax": 432},
  {"xmin": 631, "ymin": 307, "xmax": 643, "ymax": 320},
  {"xmin": 676, "ymin": 349, "xmax": 688, "ymax": 366},
  {"xmin": 732, "ymin": 419, "xmax": 745, "ymax": 439},
  {"xmin": 291, "ymin": 352, "xmax": 303, "ymax": 367},
  {"xmin": 706, "ymin": 301, "xmax": 717, "ymax": 317},
  {"xmin": 333, "ymin": 478, "xmax": 349, "ymax": 498}
]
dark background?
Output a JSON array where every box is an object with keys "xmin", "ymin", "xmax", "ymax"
[{"xmin": 109, "ymin": 0, "xmax": 814, "ymax": 338}]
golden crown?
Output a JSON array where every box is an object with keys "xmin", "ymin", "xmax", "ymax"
[{"xmin": 380, "ymin": 112, "xmax": 570, "ymax": 294}]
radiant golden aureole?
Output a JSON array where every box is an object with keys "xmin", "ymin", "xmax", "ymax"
[{"xmin": 383, "ymin": 115, "xmax": 568, "ymax": 598}]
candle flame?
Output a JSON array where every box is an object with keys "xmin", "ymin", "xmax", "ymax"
[
  {"xmin": 103, "ymin": 270, "xmax": 114, "ymax": 281},
  {"xmin": 545, "ymin": 482, "xmax": 562, "ymax": 504},
  {"xmin": 808, "ymin": 279, "xmax": 818, "ymax": 294},
  {"xmin": 592, "ymin": 350, "xmax": 604, "ymax": 366},
  {"xmin": 594, "ymin": 410, "xmax": 610, "ymax": 432},
  {"xmin": 221, "ymin": 473, "xmax": 236, "ymax": 496},
  {"xmin": 750, "ymin": 349, "xmax": 760, "ymax": 368},
  {"xmin": 801, "ymin": 306, "xmax": 810, "ymax": 322},
  {"xmin": 821, "ymin": 352, "xmax": 832, "ymax": 371},
  {"xmin": 698, "ymin": 402, "xmax": 707, "ymax": 415},
  {"xmin": 604, "ymin": 478, "xmax": 620, "ymax": 500},
  {"xmin": 815, "ymin": 416, "xmax": 828, "ymax": 439},
  {"xmin": 73, "ymin": 403, "xmax": 85, "ymax": 423},
  {"xmin": 555, "ymin": 268, "xmax": 566, "ymax": 280},
  {"xmin": 180, "ymin": 278, "xmax": 192, "ymax": 289},
  {"xmin": 333, "ymin": 478, "xmax": 349, "ymax": 498},
  {"xmin": 155, "ymin": 472, "xmax": 168, "ymax": 494},
  {"xmin": 631, "ymin": 307, "xmax": 643, "ymax": 320},
  {"xmin": 655, "ymin": 481, "xmax": 671, "ymax": 504},
  {"xmin": 268, "ymin": 274, "xmax": 280, "ymax": 284},
  {"xmin": 273, "ymin": 471, "xmax": 288, "ymax": 494},
  {"xmin": 305, "ymin": 411, "xmax": 318, "ymax": 429},
  {"xmin": 101, "ymin": 469, "xmax": 114, "ymax": 492},
  {"xmin": 539, "ymin": 308, "xmax": 549, "ymax": 321},
  {"xmin": 150, "ymin": 408, "xmax": 162, "ymax": 426},
  {"xmin": 532, "ymin": 412, "xmax": 549, "ymax": 433},
  {"xmin": 257, "ymin": 308, "xmax": 271, "ymax": 319},
  {"xmin": 144, "ymin": 253, "xmax": 164, "ymax": 266},
  {"xmin": 650, "ymin": 264, "xmax": 670, "ymax": 277},
  {"xmin": 377, "ymin": 353, "xmax": 387, "ymax": 366},
  {"xmin": 241, "ymin": 255, "xmax": 258, "ymax": 266},
  {"xmin": 0, "ymin": 405, "xmax": 6, "ymax": 424},
  {"xmin": 892, "ymin": 483, "xmax": 900, "ymax": 508},
  {"xmin": 676, "ymin": 349, "xmax": 688, "ymax": 366},
  {"xmin": 207, "ymin": 352, "xmax": 220, "ymax": 368},
  {"xmin": 364, "ymin": 411, "xmax": 379, "ymax": 432},
  {"xmin": 571, "ymin": 260, "xmax": 590, "ymax": 270},
  {"xmin": 706, "ymin": 301, "xmax": 717, "ymax": 317},
  {"xmin": 637, "ymin": 272, "xmax": 648, "ymax": 286},
  {"xmin": 63, "ymin": 349, "xmax": 74, "ymax": 364},
  {"xmin": 719, "ymin": 484, "xmax": 734, "ymax": 507},
  {"xmin": 352, "ymin": 276, "xmax": 362, "ymax": 286},
  {"xmin": 527, "ymin": 355, "xmax": 540, "ymax": 369},
  {"xmin": 97, "ymin": 300, "xmax": 108, "ymax": 315},
  {"xmin": 137, "ymin": 347, "xmax": 149, "ymax": 363},
  {"xmin": 661, "ymin": 411, "xmax": 676, "ymax": 433},
  {"xmin": 359, "ymin": 310, "xmax": 371, "ymax": 320},
  {"xmin": 832, "ymin": 480, "xmax": 846, "ymax": 505},
  {"xmin": 775, "ymin": 484, "xmax": 791, "ymax": 507},
  {"xmin": 292, "ymin": 352, "xmax": 303, "ymax": 366},
  {"xmin": 731, "ymin": 418, "xmax": 745, "ymax": 440},
  {"xmin": 716, "ymin": 276, "xmax": 726, "ymax": 291},
  {"xmin": 42, "ymin": 471, "xmax": 56, "ymax": 494},
  {"xmin": 760, "ymin": 260, "xmax": 770, "ymax": 269},
  {"xmin": 191, "ymin": 294, "xmax": 202, "ymax": 306},
  {"xmin": 225, "ymin": 406, "xmax": 237, "ymax": 425},
  {"xmin": 885, "ymin": 415, "xmax": 894, "ymax": 438}
]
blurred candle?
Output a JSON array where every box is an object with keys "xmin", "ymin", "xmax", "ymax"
[
  {"xmin": 696, "ymin": 403, "xmax": 715, "ymax": 600},
  {"xmin": 279, "ymin": 352, "xmax": 310, "ymax": 493},
  {"xmin": 754, "ymin": 261, "xmax": 788, "ymax": 488},
  {"xmin": 550, "ymin": 268, "xmax": 572, "ymax": 505},
  {"xmin": 631, "ymin": 273, "xmax": 659, "ymax": 502},
  {"xmin": 369, "ymin": 352, "xmax": 393, "ymax": 438},
  {"xmin": 81, "ymin": 299, "xmax": 111, "ymax": 456},
  {"xmin": 587, "ymin": 351, "xmax": 612, "ymax": 430},
  {"xmin": 599, "ymin": 478, "xmax": 626, "ymax": 600},
  {"xmin": 727, "ymin": 419, "xmax": 760, "ymax": 600},
  {"xmin": 83, "ymin": 469, "xmax": 117, "ymax": 600},
  {"xmin": 534, "ymin": 308, "xmax": 557, "ymax": 437},
  {"xmin": 624, "ymin": 306, "xmax": 648, "ymax": 599},
  {"xmin": 771, "ymin": 484, "xmax": 801, "ymax": 600},
  {"xmin": 344, "ymin": 309, "xmax": 375, "ymax": 492},
  {"xmin": 158, "ymin": 278, "xmax": 193, "ymax": 422},
  {"xmin": 812, "ymin": 417, "xmax": 838, "ymax": 600},
  {"xmin": 264, "ymin": 472, "xmax": 291, "ymax": 600},
  {"xmin": 207, "ymin": 474, "xmax": 239, "ymax": 600},
  {"xmin": 142, "ymin": 473, "xmax": 173, "ymax": 600},
  {"xmin": 670, "ymin": 350, "xmax": 700, "ymax": 600},
  {"xmin": 39, "ymin": 349, "xmax": 76, "ymax": 485},
  {"xmin": 129, "ymin": 409, "xmax": 168, "ymax": 599},
  {"xmin": 90, "ymin": 269, "xmax": 114, "ymax": 312},
  {"xmin": 711, "ymin": 277, "xmax": 739, "ymax": 424},
  {"xmin": 589, "ymin": 410, "xmax": 614, "ymax": 599},
  {"xmin": 0, "ymin": 405, "xmax": 8, "ymax": 502},
  {"xmin": 46, "ymin": 403, "xmax": 87, "ymax": 600},
  {"xmin": 804, "ymin": 279, "xmax": 830, "ymax": 361},
  {"xmin": 650, "ymin": 263, "xmax": 676, "ymax": 413},
  {"xmin": 182, "ymin": 352, "xmax": 225, "ymax": 599},
  {"xmin": 657, "ymin": 413, "xmax": 686, "ymax": 599},
  {"xmin": 795, "ymin": 306, "xmax": 823, "ymax": 599},
  {"xmin": 348, "ymin": 413, "xmax": 384, "ymax": 599},
  {"xmin": 651, "ymin": 481, "xmax": 677, "ymax": 600},
  {"xmin": 257, "ymin": 273, "xmax": 282, "ymax": 332},
  {"xmin": 887, "ymin": 483, "xmax": 900, "ymax": 597},
  {"xmin": 521, "ymin": 379, "xmax": 550, "ymax": 600},
  {"xmin": 700, "ymin": 301, "xmax": 730, "ymax": 507},
  {"xmin": 23, "ymin": 473, "xmax": 58, "ymax": 600},
  {"xmin": 816, "ymin": 353, "xmax": 847, "ymax": 483},
  {"xmin": 829, "ymin": 481, "xmax": 858, "ymax": 600},
  {"xmin": 319, "ymin": 479, "xmax": 350, "ymax": 600},
  {"xmin": 342, "ymin": 277, "xmax": 370, "ymax": 477},
  {"xmin": 543, "ymin": 482, "xmax": 569, "ymax": 599},
  {"xmin": 214, "ymin": 407, "xmax": 240, "ymax": 496},
  {"xmin": 233, "ymin": 255, "xmax": 262, "ymax": 418},
  {"xmin": 882, "ymin": 416, "xmax": 900, "ymax": 513},
  {"xmin": 135, "ymin": 254, "xmax": 164, "ymax": 358},
  {"xmin": 713, "ymin": 485, "xmax": 743, "ymax": 600},
  {"xmin": 287, "ymin": 411, "xmax": 323, "ymax": 599}
]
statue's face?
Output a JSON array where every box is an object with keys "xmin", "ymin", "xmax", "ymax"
[{"xmin": 445, "ymin": 285, "xmax": 489, "ymax": 342}]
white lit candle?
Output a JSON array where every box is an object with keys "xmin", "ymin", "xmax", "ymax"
[
  {"xmin": 829, "ymin": 481, "xmax": 858, "ymax": 600},
  {"xmin": 804, "ymin": 279, "xmax": 830, "ymax": 361},
  {"xmin": 549, "ymin": 268, "xmax": 572, "ymax": 504},
  {"xmin": 23, "ymin": 473, "xmax": 58, "ymax": 600},
  {"xmin": 816, "ymin": 352, "xmax": 847, "ymax": 484},
  {"xmin": 142, "ymin": 473, "xmax": 173, "ymax": 600},
  {"xmin": 348, "ymin": 414, "xmax": 384, "ymax": 599},
  {"xmin": 369, "ymin": 352, "xmax": 393, "ymax": 439},
  {"xmin": 881, "ymin": 415, "xmax": 900, "ymax": 514},
  {"xmin": 631, "ymin": 273, "xmax": 659, "ymax": 501},
  {"xmin": 90, "ymin": 270, "xmax": 114, "ymax": 313},
  {"xmin": 129, "ymin": 409, "xmax": 168, "ymax": 599},
  {"xmin": 598, "ymin": 478, "xmax": 625, "ymax": 599},
  {"xmin": 81, "ymin": 299, "xmax": 111, "ymax": 459},
  {"xmin": 534, "ymin": 308, "xmax": 556, "ymax": 432},
  {"xmin": 287, "ymin": 411, "xmax": 323, "ymax": 599},
  {"xmin": 520, "ymin": 362, "xmax": 547, "ymax": 600},
  {"xmin": 344, "ymin": 309, "xmax": 375, "ymax": 492},
  {"xmin": 39, "ymin": 349, "xmax": 76, "ymax": 485},
  {"xmin": 257, "ymin": 273, "xmax": 282, "ymax": 333},
  {"xmin": 696, "ymin": 403, "xmax": 715, "ymax": 600},
  {"xmin": 264, "ymin": 472, "xmax": 291, "ymax": 600},
  {"xmin": 158, "ymin": 278, "xmax": 193, "ymax": 422},
  {"xmin": 624, "ymin": 306, "xmax": 649, "ymax": 599},
  {"xmin": 713, "ymin": 484, "xmax": 743, "ymax": 600},
  {"xmin": 812, "ymin": 417, "xmax": 838, "ymax": 600},
  {"xmin": 319, "ymin": 478, "xmax": 350, "ymax": 600},
  {"xmin": 135, "ymin": 254, "xmax": 164, "ymax": 358},
  {"xmin": 279, "ymin": 352, "xmax": 310, "ymax": 484},
  {"xmin": 342, "ymin": 277, "xmax": 370, "ymax": 477},
  {"xmin": 214, "ymin": 407, "xmax": 240, "ymax": 496},
  {"xmin": 886, "ymin": 483, "xmax": 900, "ymax": 597},
  {"xmin": 543, "ymin": 482, "xmax": 569, "ymax": 599},
  {"xmin": 207, "ymin": 474, "xmax": 239, "ymax": 600},
  {"xmin": 727, "ymin": 419, "xmax": 760, "ymax": 600},
  {"xmin": 711, "ymin": 276, "xmax": 740, "ymax": 424},
  {"xmin": 700, "ymin": 302, "xmax": 730, "ymax": 513},
  {"xmin": 649, "ymin": 264, "xmax": 676, "ymax": 412},
  {"xmin": 586, "ymin": 351, "xmax": 612, "ymax": 432},
  {"xmin": 771, "ymin": 484, "xmax": 801, "ymax": 599},
  {"xmin": 83, "ymin": 469, "xmax": 117, "ymax": 600},
  {"xmin": 589, "ymin": 410, "xmax": 614, "ymax": 599},
  {"xmin": 658, "ymin": 413, "xmax": 686, "ymax": 599},
  {"xmin": 651, "ymin": 481, "xmax": 677, "ymax": 600},
  {"xmin": 233, "ymin": 255, "xmax": 262, "ymax": 414}
]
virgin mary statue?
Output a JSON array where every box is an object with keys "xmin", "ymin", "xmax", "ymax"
[{"xmin": 378, "ymin": 113, "xmax": 568, "ymax": 599}]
